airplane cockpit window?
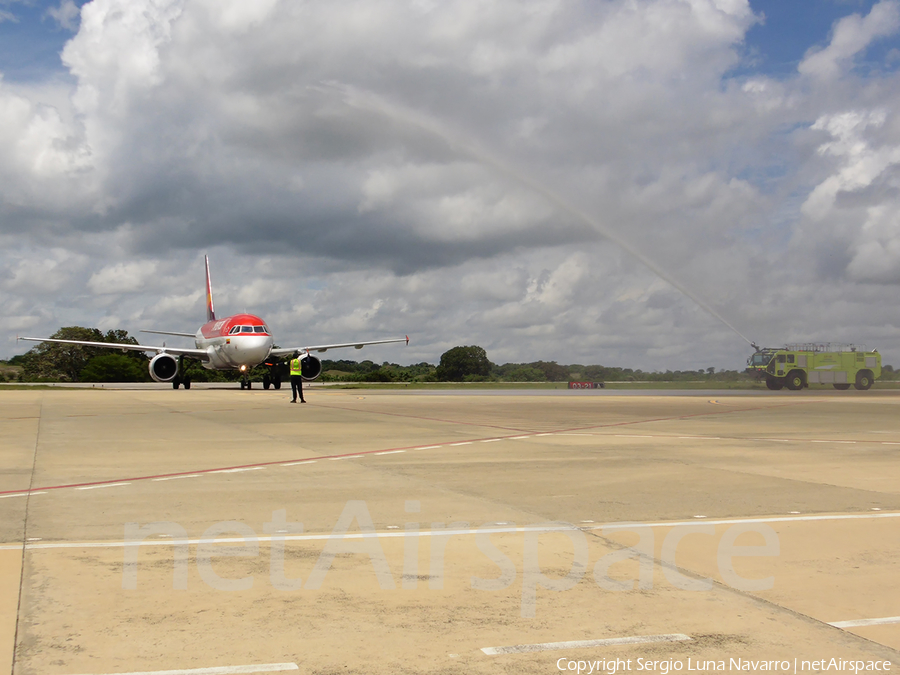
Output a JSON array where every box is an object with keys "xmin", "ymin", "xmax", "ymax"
[
  {"xmin": 229, "ymin": 326, "xmax": 240, "ymax": 334},
  {"xmin": 253, "ymin": 326, "xmax": 265, "ymax": 333},
  {"xmin": 241, "ymin": 326, "xmax": 254, "ymax": 333}
]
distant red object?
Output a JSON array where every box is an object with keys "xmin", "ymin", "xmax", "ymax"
[{"xmin": 568, "ymin": 381, "xmax": 604, "ymax": 389}]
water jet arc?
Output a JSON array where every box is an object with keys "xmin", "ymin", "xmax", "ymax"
[{"xmin": 330, "ymin": 84, "xmax": 754, "ymax": 347}]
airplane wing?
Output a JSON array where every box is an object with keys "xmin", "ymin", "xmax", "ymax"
[
  {"xmin": 269, "ymin": 335, "xmax": 409, "ymax": 357},
  {"xmin": 17, "ymin": 337, "xmax": 210, "ymax": 361},
  {"xmin": 140, "ymin": 329, "xmax": 197, "ymax": 338}
]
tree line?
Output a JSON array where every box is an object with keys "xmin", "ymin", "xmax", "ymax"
[
  {"xmin": 319, "ymin": 345, "xmax": 761, "ymax": 383},
  {"xmin": 3, "ymin": 329, "xmax": 896, "ymax": 384}
]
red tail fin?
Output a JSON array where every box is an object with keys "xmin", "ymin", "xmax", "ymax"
[{"xmin": 205, "ymin": 255, "xmax": 216, "ymax": 322}]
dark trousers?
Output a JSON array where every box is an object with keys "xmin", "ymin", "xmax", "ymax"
[{"xmin": 290, "ymin": 375, "xmax": 305, "ymax": 401}]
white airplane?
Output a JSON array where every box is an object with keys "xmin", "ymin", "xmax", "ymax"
[{"xmin": 19, "ymin": 256, "xmax": 408, "ymax": 390}]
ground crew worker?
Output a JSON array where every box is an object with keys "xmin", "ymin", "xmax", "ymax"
[{"xmin": 289, "ymin": 353, "xmax": 306, "ymax": 403}]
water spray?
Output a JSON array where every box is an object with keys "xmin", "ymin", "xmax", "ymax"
[{"xmin": 322, "ymin": 82, "xmax": 756, "ymax": 348}]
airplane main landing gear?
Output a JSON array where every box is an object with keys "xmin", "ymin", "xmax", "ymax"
[
  {"xmin": 172, "ymin": 356, "xmax": 191, "ymax": 389},
  {"xmin": 172, "ymin": 375, "xmax": 192, "ymax": 389},
  {"xmin": 262, "ymin": 373, "xmax": 282, "ymax": 390}
]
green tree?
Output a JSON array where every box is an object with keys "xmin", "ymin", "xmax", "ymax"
[
  {"xmin": 80, "ymin": 354, "xmax": 148, "ymax": 382},
  {"xmin": 22, "ymin": 327, "xmax": 105, "ymax": 381},
  {"xmin": 529, "ymin": 361, "xmax": 570, "ymax": 381},
  {"xmin": 361, "ymin": 369, "xmax": 395, "ymax": 382},
  {"xmin": 22, "ymin": 327, "xmax": 147, "ymax": 382},
  {"xmin": 435, "ymin": 346, "xmax": 492, "ymax": 381},
  {"xmin": 504, "ymin": 366, "xmax": 545, "ymax": 382}
]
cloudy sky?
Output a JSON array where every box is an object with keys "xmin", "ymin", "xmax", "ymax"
[{"xmin": 2, "ymin": 0, "xmax": 900, "ymax": 371}]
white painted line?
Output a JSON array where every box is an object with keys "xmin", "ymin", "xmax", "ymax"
[
  {"xmin": 882, "ymin": 442, "xmax": 900, "ymax": 445},
  {"xmin": 450, "ymin": 442, "xmax": 472, "ymax": 446},
  {"xmin": 482, "ymin": 633, "xmax": 691, "ymax": 655},
  {"xmin": 66, "ymin": 663, "xmax": 299, "ymax": 675},
  {"xmin": 750, "ymin": 438, "xmax": 792, "ymax": 442},
  {"xmin": 535, "ymin": 433, "xmax": 553, "ymax": 437},
  {"xmin": 328, "ymin": 455, "xmax": 364, "ymax": 461},
  {"xmin": 374, "ymin": 450, "xmax": 405, "ymax": 455},
  {"xmin": 419, "ymin": 445, "xmax": 441, "ymax": 450},
  {"xmin": 211, "ymin": 467, "xmax": 265, "ymax": 474},
  {"xmin": 593, "ymin": 512, "xmax": 900, "ymax": 533},
  {"xmin": 481, "ymin": 439, "xmax": 502, "ymax": 443},
  {"xmin": 615, "ymin": 435, "xmax": 655, "ymax": 438},
  {"xmin": 387, "ymin": 526, "xmax": 400, "ymax": 529},
  {"xmin": 6, "ymin": 512, "xmax": 899, "ymax": 552},
  {"xmin": 0, "ymin": 492, "xmax": 47, "ymax": 499},
  {"xmin": 510, "ymin": 435, "xmax": 531, "ymax": 440},
  {"xmin": 153, "ymin": 475, "xmax": 201, "ymax": 482},
  {"xmin": 281, "ymin": 461, "xmax": 316, "ymax": 466},
  {"xmin": 811, "ymin": 440, "xmax": 856, "ymax": 444},
  {"xmin": 76, "ymin": 483, "xmax": 131, "ymax": 491},
  {"xmin": 830, "ymin": 616, "xmax": 900, "ymax": 629}
]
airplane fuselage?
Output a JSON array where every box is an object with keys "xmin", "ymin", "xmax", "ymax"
[{"xmin": 195, "ymin": 313, "xmax": 275, "ymax": 370}]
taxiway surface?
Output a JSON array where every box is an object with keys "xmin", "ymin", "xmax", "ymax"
[{"xmin": 1, "ymin": 387, "xmax": 898, "ymax": 674}]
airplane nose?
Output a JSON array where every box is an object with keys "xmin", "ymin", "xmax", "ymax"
[{"xmin": 236, "ymin": 335, "xmax": 272, "ymax": 364}]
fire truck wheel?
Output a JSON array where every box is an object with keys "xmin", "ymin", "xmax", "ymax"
[
  {"xmin": 765, "ymin": 376, "xmax": 783, "ymax": 390},
  {"xmin": 833, "ymin": 383, "xmax": 851, "ymax": 390},
  {"xmin": 786, "ymin": 370, "xmax": 805, "ymax": 391},
  {"xmin": 854, "ymin": 370, "xmax": 873, "ymax": 391}
]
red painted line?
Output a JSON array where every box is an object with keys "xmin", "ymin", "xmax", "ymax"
[{"xmin": 0, "ymin": 398, "xmax": 821, "ymax": 497}]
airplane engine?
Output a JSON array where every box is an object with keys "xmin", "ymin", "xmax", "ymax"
[
  {"xmin": 149, "ymin": 353, "xmax": 179, "ymax": 382},
  {"xmin": 300, "ymin": 354, "xmax": 322, "ymax": 381}
]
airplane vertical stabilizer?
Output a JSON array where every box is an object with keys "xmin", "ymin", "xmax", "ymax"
[{"xmin": 205, "ymin": 255, "xmax": 216, "ymax": 322}]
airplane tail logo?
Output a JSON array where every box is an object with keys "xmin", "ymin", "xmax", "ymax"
[{"xmin": 205, "ymin": 255, "xmax": 216, "ymax": 322}]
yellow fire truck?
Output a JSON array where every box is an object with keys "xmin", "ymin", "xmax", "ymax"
[{"xmin": 747, "ymin": 344, "xmax": 880, "ymax": 391}]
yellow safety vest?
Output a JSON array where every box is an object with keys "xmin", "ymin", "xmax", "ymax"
[{"xmin": 290, "ymin": 358, "xmax": 302, "ymax": 376}]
